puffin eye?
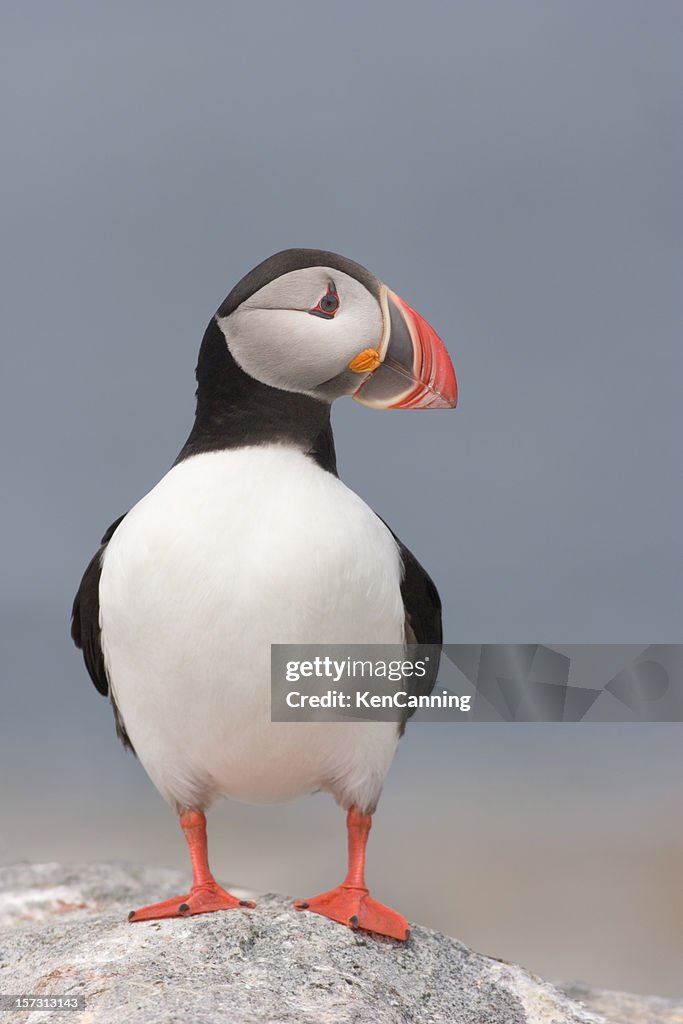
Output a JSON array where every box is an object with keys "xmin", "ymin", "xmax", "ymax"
[{"xmin": 309, "ymin": 283, "xmax": 340, "ymax": 319}]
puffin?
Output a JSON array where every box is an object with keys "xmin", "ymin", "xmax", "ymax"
[{"xmin": 71, "ymin": 248, "xmax": 457, "ymax": 941}]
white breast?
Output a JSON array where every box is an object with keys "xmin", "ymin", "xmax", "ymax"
[{"xmin": 99, "ymin": 446, "xmax": 405, "ymax": 813}]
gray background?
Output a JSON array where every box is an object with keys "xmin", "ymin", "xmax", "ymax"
[{"xmin": 1, "ymin": 0, "xmax": 681, "ymax": 997}]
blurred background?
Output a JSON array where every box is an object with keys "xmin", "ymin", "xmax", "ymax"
[{"xmin": 1, "ymin": 0, "xmax": 681, "ymax": 999}]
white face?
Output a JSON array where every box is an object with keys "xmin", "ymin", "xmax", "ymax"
[{"xmin": 216, "ymin": 266, "xmax": 383, "ymax": 399}]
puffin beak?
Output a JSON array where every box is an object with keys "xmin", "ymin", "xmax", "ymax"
[{"xmin": 351, "ymin": 287, "xmax": 457, "ymax": 410}]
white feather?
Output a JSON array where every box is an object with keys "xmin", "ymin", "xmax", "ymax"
[
  {"xmin": 99, "ymin": 446, "xmax": 405, "ymax": 814},
  {"xmin": 221, "ymin": 267, "xmax": 383, "ymax": 395}
]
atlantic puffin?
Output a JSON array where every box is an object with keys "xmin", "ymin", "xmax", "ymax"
[{"xmin": 71, "ymin": 249, "xmax": 457, "ymax": 941}]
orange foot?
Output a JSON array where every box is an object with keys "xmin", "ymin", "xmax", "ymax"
[
  {"xmin": 294, "ymin": 884, "xmax": 409, "ymax": 941},
  {"xmin": 128, "ymin": 881, "xmax": 256, "ymax": 922}
]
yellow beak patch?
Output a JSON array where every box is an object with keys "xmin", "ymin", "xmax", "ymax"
[{"xmin": 348, "ymin": 348, "xmax": 381, "ymax": 374}]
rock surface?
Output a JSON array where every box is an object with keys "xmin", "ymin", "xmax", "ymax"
[
  {"xmin": 0, "ymin": 863, "xmax": 679, "ymax": 1024},
  {"xmin": 559, "ymin": 985, "xmax": 683, "ymax": 1024}
]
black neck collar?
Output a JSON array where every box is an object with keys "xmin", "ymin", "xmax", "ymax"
[{"xmin": 175, "ymin": 319, "xmax": 337, "ymax": 475}]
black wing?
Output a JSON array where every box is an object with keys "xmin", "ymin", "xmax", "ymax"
[
  {"xmin": 380, "ymin": 522, "xmax": 443, "ymax": 733},
  {"xmin": 71, "ymin": 514, "xmax": 134, "ymax": 751}
]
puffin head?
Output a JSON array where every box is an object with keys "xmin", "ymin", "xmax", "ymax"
[{"xmin": 214, "ymin": 249, "xmax": 457, "ymax": 410}]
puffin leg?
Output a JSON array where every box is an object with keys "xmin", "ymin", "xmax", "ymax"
[
  {"xmin": 294, "ymin": 806, "xmax": 409, "ymax": 941},
  {"xmin": 128, "ymin": 809, "xmax": 256, "ymax": 922}
]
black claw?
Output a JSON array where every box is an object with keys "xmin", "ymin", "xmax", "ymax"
[
  {"xmin": 177, "ymin": 902, "xmax": 190, "ymax": 914},
  {"xmin": 239, "ymin": 900, "xmax": 253, "ymax": 907},
  {"xmin": 349, "ymin": 915, "xmax": 359, "ymax": 929},
  {"xmin": 127, "ymin": 911, "xmax": 136, "ymax": 922},
  {"xmin": 404, "ymin": 928, "xmax": 411, "ymax": 941},
  {"xmin": 296, "ymin": 901, "xmax": 309, "ymax": 909}
]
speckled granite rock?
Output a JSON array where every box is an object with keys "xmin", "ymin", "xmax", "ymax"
[{"xmin": 0, "ymin": 863, "xmax": 676, "ymax": 1024}]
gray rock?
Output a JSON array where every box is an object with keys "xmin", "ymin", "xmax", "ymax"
[
  {"xmin": 559, "ymin": 984, "xmax": 683, "ymax": 1024},
  {"xmin": 0, "ymin": 862, "xmax": 675, "ymax": 1024}
]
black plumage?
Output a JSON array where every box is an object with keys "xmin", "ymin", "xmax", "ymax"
[
  {"xmin": 388, "ymin": 532, "xmax": 443, "ymax": 733},
  {"xmin": 70, "ymin": 514, "xmax": 134, "ymax": 751},
  {"xmin": 176, "ymin": 319, "xmax": 337, "ymax": 472}
]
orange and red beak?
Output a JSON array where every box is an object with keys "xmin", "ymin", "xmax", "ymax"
[{"xmin": 352, "ymin": 287, "xmax": 457, "ymax": 410}]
